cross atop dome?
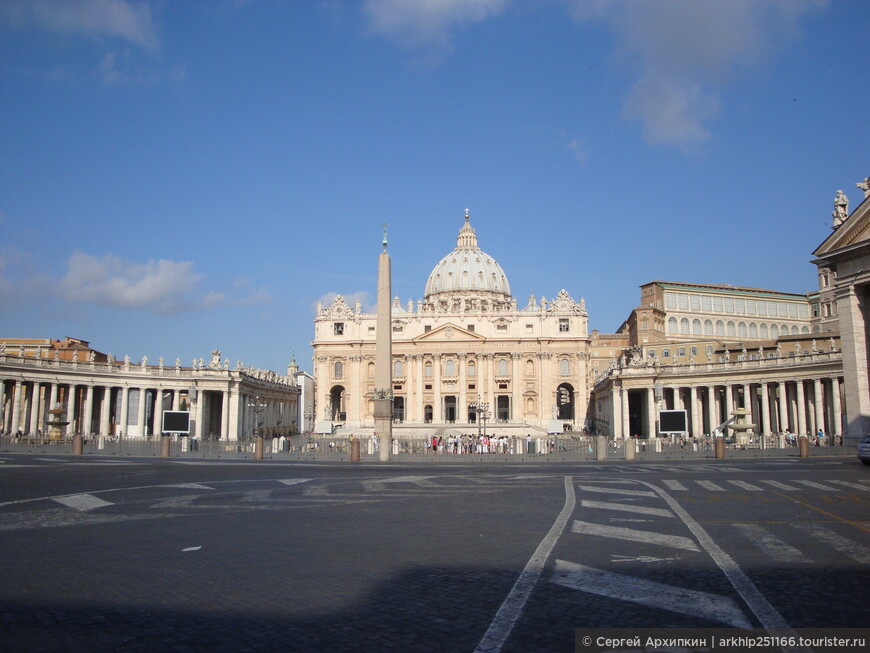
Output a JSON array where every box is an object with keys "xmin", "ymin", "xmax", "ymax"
[{"xmin": 457, "ymin": 209, "xmax": 477, "ymax": 248}]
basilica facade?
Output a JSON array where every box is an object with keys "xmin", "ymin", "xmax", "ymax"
[{"xmin": 312, "ymin": 212, "xmax": 591, "ymax": 433}]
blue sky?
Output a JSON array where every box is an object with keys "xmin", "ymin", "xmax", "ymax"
[{"xmin": 1, "ymin": 0, "xmax": 867, "ymax": 373}]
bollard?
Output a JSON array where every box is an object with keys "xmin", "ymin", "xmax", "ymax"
[
  {"xmin": 624, "ymin": 438, "xmax": 635, "ymax": 461},
  {"xmin": 254, "ymin": 435, "xmax": 264, "ymax": 460},
  {"xmin": 72, "ymin": 433, "xmax": 83, "ymax": 455},
  {"xmin": 350, "ymin": 438, "xmax": 360, "ymax": 462},
  {"xmin": 161, "ymin": 434, "xmax": 171, "ymax": 458},
  {"xmin": 595, "ymin": 435, "xmax": 608, "ymax": 461},
  {"xmin": 798, "ymin": 435, "xmax": 809, "ymax": 458},
  {"xmin": 714, "ymin": 436, "xmax": 726, "ymax": 459}
]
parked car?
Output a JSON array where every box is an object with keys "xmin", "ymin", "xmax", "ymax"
[{"xmin": 859, "ymin": 434, "xmax": 870, "ymax": 465}]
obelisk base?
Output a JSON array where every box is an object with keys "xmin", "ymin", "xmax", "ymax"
[{"xmin": 373, "ymin": 398, "xmax": 392, "ymax": 462}]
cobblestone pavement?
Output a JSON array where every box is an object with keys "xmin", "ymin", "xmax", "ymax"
[{"xmin": 0, "ymin": 454, "xmax": 868, "ymax": 651}]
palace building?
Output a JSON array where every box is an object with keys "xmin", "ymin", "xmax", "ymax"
[{"xmin": 312, "ymin": 211, "xmax": 592, "ymax": 434}]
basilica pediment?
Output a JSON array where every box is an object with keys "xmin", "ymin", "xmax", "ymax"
[{"xmin": 412, "ymin": 323, "xmax": 486, "ymax": 343}]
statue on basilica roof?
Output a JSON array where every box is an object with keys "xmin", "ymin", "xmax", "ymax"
[{"xmin": 832, "ymin": 189, "xmax": 849, "ymax": 227}]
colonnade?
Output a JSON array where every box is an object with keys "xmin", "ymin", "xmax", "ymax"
[
  {"xmin": 609, "ymin": 375, "xmax": 844, "ymax": 440},
  {"xmin": 0, "ymin": 377, "xmax": 298, "ymax": 441}
]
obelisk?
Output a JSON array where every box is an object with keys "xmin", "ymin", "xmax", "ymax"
[{"xmin": 373, "ymin": 224, "xmax": 393, "ymax": 461}]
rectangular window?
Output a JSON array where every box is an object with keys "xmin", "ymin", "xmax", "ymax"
[
  {"xmin": 788, "ymin": 303, "xmax": 798, "ymax": 318},
  {"xmin": 368, "ymin": 326, "xmax": 375, "ymax": 334},
  {"xmin": 334, "ymin": 322, "xmax": 344, "ymax": 335},
  {"xmin": 706, "ymin": 345, "xmax": 713, "ymax": 355},
  {"xmin": 690, "ymin": 346, "xmax": 697, "ymax": 356},
  {"xmin": 559, "ymin": 318, "xmax": 569, "ymax": 332},
  {"xmin": 497, "ymin": 324, "xmax": 508, "ymax": 332},
  {"xmin": 663, "ymin": 349, "xmax": 670, "ymax": 358},
  {"xmin": 424, "ymin": 325, "xmax": 432, "ymax": 332},
  {"xmin": 735, "ymin": 298, "xmax": 745, "ymax": 313},
  {"xmin": 713, "ymin": 297, "xmax": 723, "ymax": 312},
  {"xmin": 677, "ymin": 347, "xmax": 685, "ymax": 357},
  {"xmin": 525, "ymin": 324, "xmax": 533, "ymax": 333},
  {"xmin": 746, "ymin": 299, "xmax": 756, "ymax": 314},
  {"xmin": 798, "ymin": 304, "xmax": 808, "ymax": 318},
  {"xmin": 702, "ymin": 295, "xmax": 712, "ymax": 311},
  {"xmin": 665, "ymin": 292, "xmax": 677, "ymax": 309},
  {"xmin": 724, "ymin": 297, "xmax": 734, "ymax": 313},
  {"xmin": 678, "ymin": 294, "xmax": 689, "ymax": 309},
  {"xmin": 467, "ymin": 325, "xmax": 475, "ymax": 332},
  {"xmin": 392, "ymin": 325, "xmax": 403, "ymax": 333},
  {"xmin": 690, "ymin": 294, "xmax": 701, "ymax": 310}
]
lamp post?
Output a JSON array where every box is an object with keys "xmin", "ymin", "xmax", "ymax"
[
  {"xmin": 248, "ymin": 396, "xmax": 266, "ymax": 460},
  {"xmin": 469, "ymin": 396, "xmax": 490, "ymax": 439}
]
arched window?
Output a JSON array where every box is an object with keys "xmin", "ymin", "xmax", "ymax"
[
  {"xmin": 781, "ymin": 324, "xmax": 789, "ymax": 335},
  {"xmin": 704, "ymin": 319, "xmax": 713, "ymax": 335},
  {"xmin": 468, "ymin": 360, "xmax": 476, "ymax": 377},
  {"xmin": 716, "ymin": 320, "xmax": 725, "ymax": 336},
  {"xmin": 525, "ymin": 359, "xmax": 534, "ymax": 376},
  {"xmin": 367, "ymin": 362, "xmax": 375, "ymax": 378},
  {"xmin": 334, "ymin": 361, "xmax": 343, "ymax": 379},
  {"xmin": 791, "ymin": 325, "xmax": 799, "ymax": 335},
  {"xmin": 497, "ymin": 358, "xmax": 508, "ymax": 376},
  {"xmin": 760, "ymin": 323, "xmax": 768, "ymax": 338},
  {"xmin": 424, "ymin": 361, "xmax": 433, "ymax": 378},
  {"xmin": 749, "ymin": 323, "xmax": 758, "ymax": 338},
  {"xmin": 738, "ymin": 322, "xmax": 747, "ymax": 338},
  {"xmin": 668, "ymin": 317, "xmax": 678, "ymax": 333},
  {"xmin": 393, "ymin": 360, "xmax": 403, "ymax": 377},
  {"xmin": 560, "ymin": 358, "xmax": 570, "ymax": 376},
  {"xmin": 771, "ymin": 324, "xmax": 779, "ymax": 338},
  {"xmin": 445, "ymin": 359, "xmax": 455, "ymax": 376},
  {"xmin": 727, "ymin": 321, "xmax": 736, "ymax": 336},
  {"xmin": 692, "ymin": 319, "xmax": 701, "ymax": 335},
  {"xmin": 680, "ymin": 318, "xmax": 690, "ymax": 334}
]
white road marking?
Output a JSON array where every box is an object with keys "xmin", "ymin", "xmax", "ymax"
[
  {"xmin": 580, "ymin": 500, "xmax": 674, "ymax": 518},
  {"xmin": 662, "ymin": 480, "xmax": 688, "ymax": 491},
  {"xmin": 278, "ymin": 479, "xmax": 312, "ymax": 486},
  {"xmin": 761, "ymin": 480, "xmax": 799, "ymax": 491},
  {"xmin": 167, "ymin": 483, "xmax": 214, "ymax": 490},
  {"xmin": 550, "ymin": 559, "xmax": 752, "ymax": 628},
  {"xmin": 54, "ymin": 494, "xmax": 113, "ymax": 512},
  {"xmin": 792, "ymin": 523, "xmax": 870, "ymax": 564},
  {"xmin": 733, "ymin": 524, "xmax": 807, "ymax": 562},
  {"xmin": 182, "ymin": 546, "xmax": 202, "ymax": 552},
  {"xmin": 635, "ymin": 480, "xmax": 797, "ymax": 634},
  {"xmin": 474, "ymin": 476, "xmax": 575, "ymax": 653},
  {"xmin": 576, "ymin": 485, "xmax": 657, "ymax": 497},
  {"xmin": 611, "ymin": 554, "xmax": 679, "ymax": 563},
  {"xmin": 696, "ymin": 480, "xmax": 726, "ymax": 491},
  {"xmin": 571, "ymin": 520, "xmax": 698, "ymax": 551},
  {"xmin": 728, "ymin": 480, "xmax": 763, "ymax": 492},
  {"xmin": 793, "ymin": 480, "xmax": 839, "ymax": 491},
  {"xmin": 826, "ymin": 480, "xmax": 870, "ymax": 491}
]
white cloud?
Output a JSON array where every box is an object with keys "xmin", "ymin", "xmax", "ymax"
[
  {"xmin": 362, "ymin": 0, "xmax": 509, "ymax": 49},
  {"xmin": 59, "ymin": 252, "xmax": 203, "ymax": 314},
  {"xmin": 0, "ymin": 0, "xmax": 160, "ymax": 51},
  {"xmin": 569, "ymin": 0, "xmax": 828, "ymax": 149}
]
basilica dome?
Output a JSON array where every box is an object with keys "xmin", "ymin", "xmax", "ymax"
[{"xmin": 424, "ymin": 212, "xmax": 512, "ymax": 305}]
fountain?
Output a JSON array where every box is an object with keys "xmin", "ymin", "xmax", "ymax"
[
  {"xmin": 45, "ymin": 402, "xmax": 69, "ymax": 441},
  {"xmin": 726, "ymin": 407, "xmax": 756, "ymax": 448}
]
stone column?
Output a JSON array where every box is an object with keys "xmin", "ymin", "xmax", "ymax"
[
  {"xmin": 690, "ymin": 386, "xmax": 700, "ymax": 437},
  {"xmin": 813, "ymin": 378, "xmax": 825, "ymax": 437},
  {"xmin": 137, "ymin": 388, "xmax": 147, "ymax": 437},
  {"xmin": 611, "ymin": 385, "xmax": 622, "ymax": 439},
  {"xmin": 707, "ymin": 386, "xmax": 717, "ymax": 434},
  {"xmin": 835, "ymin": 283, "xmax": 870, "ymax": 442},
  {"xmin": 100, "ymin": 387, "xmax": 111, "ymax": 435},
  {"xmin": 760, "ymin": 382, "xmax": 771, "ymax": 436},
  {"xmin": 119, "ymin": 386, "xmax": 129, "ymax": 437},
  {"xmin": 0, "ymin": 381, "xmax": 6, "ymax": 432},
  {"xmin": 28, "ymin": 382, "xmax": 41, "ymax": 435},
  {"xmin": 459, "ymin": 354, "xmax": 468, "ymax": 424},
  {"xmin": 432, "ymin": 354, "xmax": 442, "ymax": 423},
  {"xmin": 621, "ymin": 387, "xmax": 630, "ymax": 439},
  {"xmin": 795, "ymin": 380, "xmax": 807, "ymax": 436},
  {"xmin": 195, "ymin": 388, "xmax": 205, "ymax": 439},
  {"xmin": 415, "ymin": 355, "xmax": 424, "ymax": 423},
  {"xmin": 831, "ymin": 377, "xmax": 843, "ymax": 438},
  {"xmin": 511, "ymin": 354, "xmax": 521, "ymax": 423},
  {"xmin": 777, "ymin": 382, "xmax": 788, "ymax": 433},
  {"xmin": 83, "ymin": 384, "xmax": 95, "ymax": 435},
  {"xmin": 647, "ymin": 386, "xmax": 657, "ymax": 437},
  {"xmin": 48, "ymin": 383, "xmax": 58, "ymax": 419},
  {"xmin": 228, "ymin": 386, "xmax": 240, "ymax": 440},
  {"xmin": 221, "ymin": 390, "xmax": 230, "ymax": 439},
  {"xmin": 724, "ymin": 385, "xmax": 733, "ymax": 419},
  {"xmin": 10, "ymin": 380, "xmax": 22, "ymax": 433},
  {"xmin": 172, "ymin": 389, "xmax": 181, "ymax": 410}
]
